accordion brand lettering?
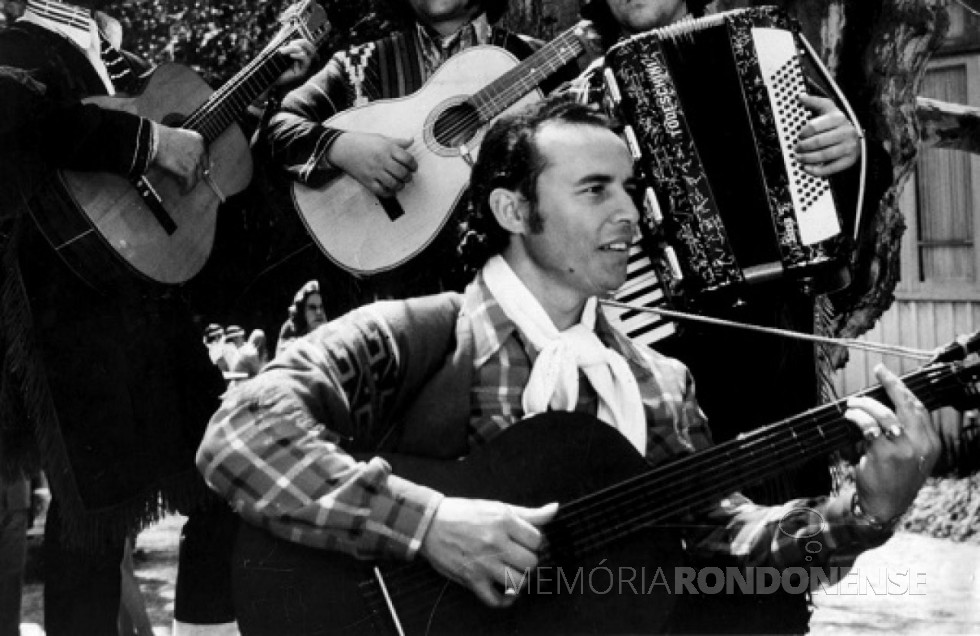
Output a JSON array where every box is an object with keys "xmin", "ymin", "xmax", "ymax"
[{"xmin": 645, "ymin": 53, "xmax": 682, "ymax": 139}]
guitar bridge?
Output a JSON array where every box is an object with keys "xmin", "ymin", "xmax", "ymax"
[
  {"xmin": 131, "ymin": 176, "xmax": 178, "ymax": 235},
  {"xmin": 379, "ymin": 196, "xmax": 405, "ymax": 222}
]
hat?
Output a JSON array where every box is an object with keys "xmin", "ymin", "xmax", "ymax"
[{"xmin": 204, "ymin": 323, "xmax": 223, "ymax": 342}]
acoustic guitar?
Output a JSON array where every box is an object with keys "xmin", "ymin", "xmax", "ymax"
[
  {"xmin": 31, "ymin": 0, "xmax": 330, "ymax": 290},
  {"xmin": 231, "ymin": 333, "xmax": 980, "ymax": 635},
  {"xmin": 291, "ymin": 23, "xmax": 591, "ymax": 276}
]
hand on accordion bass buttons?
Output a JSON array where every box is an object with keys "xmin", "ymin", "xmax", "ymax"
[{"xmin": 794, "ymin": 94, "xmax": 861, "ymax": 178}]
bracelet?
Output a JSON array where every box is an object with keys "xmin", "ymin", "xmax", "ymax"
[{"xmin": 850, "ymin": 492, "xmax": 900, "ymax": 531}]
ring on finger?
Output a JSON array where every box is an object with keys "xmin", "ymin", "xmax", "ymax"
[{"xmin": 882, "ymin": 424, "xmax": 904, "ymax": 439}]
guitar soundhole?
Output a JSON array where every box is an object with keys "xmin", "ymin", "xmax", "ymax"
[{"xmin": 433, "ymin": 102, "xmax": 479, "ymax": 149}]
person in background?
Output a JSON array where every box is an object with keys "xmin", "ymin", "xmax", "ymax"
[
  {"xmin": 203, "ymin": 324, "xmax": 227, "ymax": 370},
  {"xmin": 224, "ymin": 325, "xmax": 246, "ymax": 348},
  {"xmin": 218, "ymin": 325, "xmax": 247, "ymax": 373},
  {"xmin": 1, "ymin": 0, "xmax": 26, "ymax": 25},
  {"xmin": 275, "ymin": 280, "xmax": 327, "ymax": 355},
  {"xmin": 261, "ymin": 0, "xmax": 582, "ymax": 319},
  {"xmin": 230, "ymin": 329, "xmax": 269, "ymax": 381},
  {"xmin": 0, "ymin": 0, "xmax": 312, "ymax": 633}
]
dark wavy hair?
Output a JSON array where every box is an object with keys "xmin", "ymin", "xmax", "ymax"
[
  {"xmin": 285, "ymin": 280, "xmax": 322, "ymax": 336},
  {"xmin": 457, "ymin": 95, "xmax": 614, "ymax": 273},
  {"xmin": 373, "ymin": 0, "xmax": 510, "ymax": 28},
  {"xmin": 581, "ymin": 0, "xmax": 711, "ymax": 50}
]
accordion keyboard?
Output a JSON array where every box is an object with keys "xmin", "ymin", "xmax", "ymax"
[
  {"xmin": 605, "ymin": 245, "xmax": 676, "ymax": 348},
  {"xmin": 754, "ymin": 27, "xmax": 840, "ymax": 246}
]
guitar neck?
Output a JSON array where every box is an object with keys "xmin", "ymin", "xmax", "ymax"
[
  {"xmin": 181, "ymin": 33, "xmax": 295, "ymax": 144},
  {"xmin": 548, "ymin": 361, "xmax": 962, "ymax": 559},
  {"xmin": 469, "ymin": 25, "xmax": 586, "ymax": 122}
]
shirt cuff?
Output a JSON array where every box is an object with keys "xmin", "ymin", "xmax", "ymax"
[
  {"xmin": 130, "ymin": 118, "xmax": 157, "ymax": 178},
  {"xmin": 314, "ymin": 126, "xmax": 344, "ymax": 173},
  {"xmin": 369, "ymin": 461, "xmax": 445, "ymax": 561}
]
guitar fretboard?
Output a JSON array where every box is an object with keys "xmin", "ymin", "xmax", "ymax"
[
  {"xmin": 181, "ymin": 9, "xmax": 328, "ymax": 144},
  {"xmin": 468, "ymin": 24, "xmax": 586, "ymax": 122}
]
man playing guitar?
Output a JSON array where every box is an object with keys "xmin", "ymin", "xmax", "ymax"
[
  {"xmin": 0, "ymin": 1, "xmax": 311, "ymax": 632},
  {"xmin": 260, "ymin": 0, "xmax": 582, "ymax": 322},
  {"xmin": 199, "ymin": 96, "xmax": 939, "ymax": 634}
]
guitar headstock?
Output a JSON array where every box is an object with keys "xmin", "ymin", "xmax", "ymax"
[
  {"xmin": 937, "ymin": 331, "xmax": 980, "ymax": 411},
  {"xmin": 931, "ymin": 330, "xmax": 980, "ymax": 364},
  {"xmin": 279, "ymin": 0, "xmax": 331, "ymax": 47}
]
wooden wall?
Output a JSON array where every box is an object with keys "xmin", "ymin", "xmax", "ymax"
[{"xmin": 833, "ymin": 297, "xmax": 980, "ymax": 428}]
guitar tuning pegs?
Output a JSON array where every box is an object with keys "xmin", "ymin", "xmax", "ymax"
[{"xmin": 932, "ymin": 331, "xmax": 980, "ymax": 364}]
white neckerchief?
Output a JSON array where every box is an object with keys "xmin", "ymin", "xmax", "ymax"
[
  {"xmin": 21, "ymin": 0, "xmax": 114, "ymax": 94},
  {"xmin": 482, "ymin": 255, "xmax": 647, "ymax": 453}
]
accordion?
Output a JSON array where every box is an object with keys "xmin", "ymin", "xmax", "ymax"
[{"xmin": 603, "ymin": 7, "xmax": 860, "ymax": 334}]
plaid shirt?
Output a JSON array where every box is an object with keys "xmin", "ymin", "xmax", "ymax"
[{"xmin": 198, "ymin": 274, "xmax": 890, "ymax": 570}]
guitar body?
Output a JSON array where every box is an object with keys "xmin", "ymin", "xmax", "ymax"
[
  {"xmin": 291, "ymin": 46, "xmax": 543, "ymax": 276},
  {"xmin": 35, "ymin": 63, "xmax": 252, "ymax": 288},
  {"xmin": 232, "ymin": 414, "xmax": 684, "ymax": 635}
]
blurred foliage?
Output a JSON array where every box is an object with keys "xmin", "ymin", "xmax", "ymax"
[
  {"xmin": 903, "ymin": 475, "xmax": 980, "ymax": 543},
  {"xmin": 3, "ymin": 0, "xmax": 578, "ymax": 85},
  {"xmin": 102, "ymin": 0, "xmax": 388, "ymax": 86}
]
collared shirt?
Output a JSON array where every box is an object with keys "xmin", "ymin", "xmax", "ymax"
[
  {"xmin": 464, "ymin": 271, "xmax": 708, "ymax": 467},
  {"xmin": 198, "ymin": 274, "xmax": 891, "ymax": 571},
  {"xmin": 415, "ymin": 13, "xmax": 490, "ymax": 80}
]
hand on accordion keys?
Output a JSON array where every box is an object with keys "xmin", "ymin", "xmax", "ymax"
[{"xmin": 793, "ymin": 94, "xmax": 862, "ymax": 178}]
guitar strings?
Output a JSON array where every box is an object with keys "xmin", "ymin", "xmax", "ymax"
[
  {"xmin": 181, "ymin": 25, "xmax": 297, "ymax": 139},
  {"xmin": 562, "ymin": 380, "xmax": 960, "ymax": 558},
  {"xmin": 395, "ymin": 366, "xmax": 954, "ymax": 611},
  {"xmin": 368, "ymin": 408, "xmax": 870, "ymax": 629},
  {"xmin": 195, "ymin": 23, "xmax": 296, "ymax": 110},
  {"xmin": 553, "ymin": 367, "xmax": 951, "ymax": 544},
  {"xmin": 370, "ymin": 367, "xmax": 952, "ymax": 612},
  {"xmin": 360, "ymin": 367, "xmax": 958, "ymax": 627},
  {"xmin": 371, "ymin": 407, "xmax": 851, "ymax": 626}
]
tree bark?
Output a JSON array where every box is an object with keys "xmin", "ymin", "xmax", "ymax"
[{"xmin": 828, "ymin": 1, "xmax": 947, "ymax": 351}]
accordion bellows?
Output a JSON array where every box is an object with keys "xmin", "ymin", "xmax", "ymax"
[{"xmin": 605, "ymin": 7, "xmax": 852, "ymax": 315}]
